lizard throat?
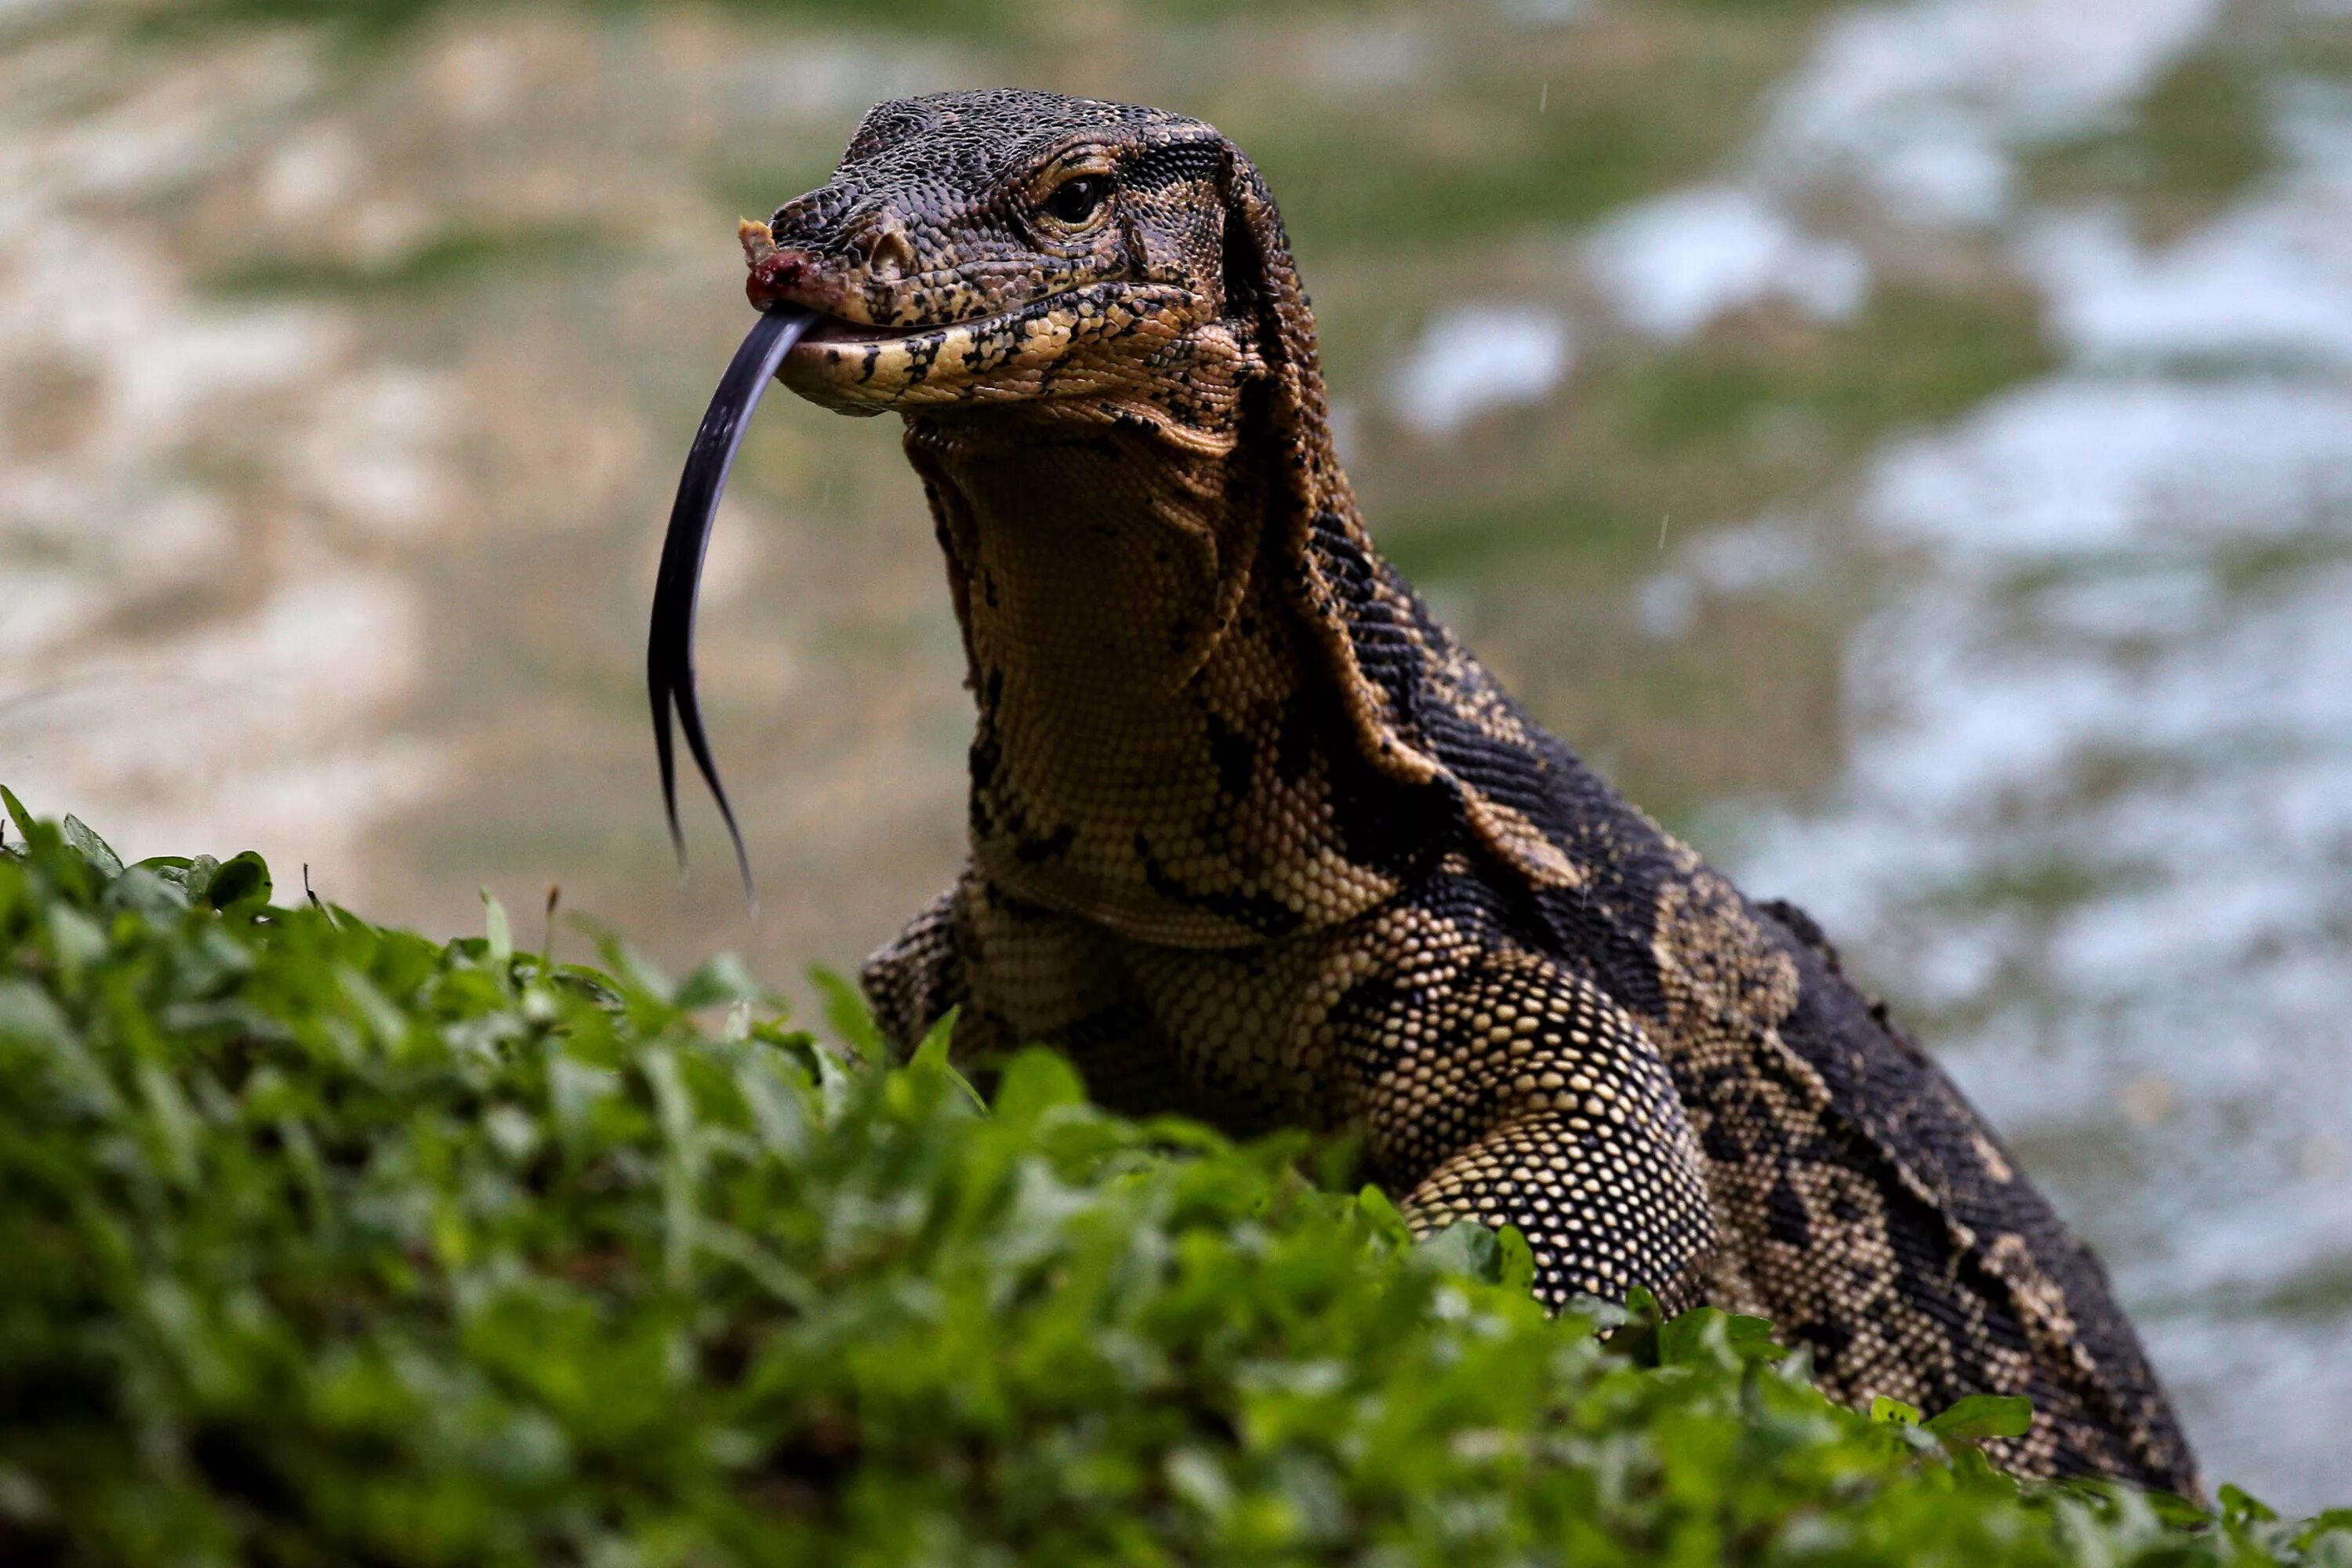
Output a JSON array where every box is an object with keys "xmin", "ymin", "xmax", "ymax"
[{"xmin": 908, "ymin": 417, "xmax": 1414, "ymax": 947}]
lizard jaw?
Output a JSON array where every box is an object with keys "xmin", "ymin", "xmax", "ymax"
[
  {"xmin": 745, "ymin": 209, "xmax": 1196, "ymax": 412},
  {"xmin": 773, "ymin": 279, "xmax": 1195, "ymax": 412}
]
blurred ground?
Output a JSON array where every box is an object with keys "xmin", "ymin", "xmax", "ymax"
[{"xmin": 2, "ymin": 0, "xmax": 2349, "ymax": 1508}]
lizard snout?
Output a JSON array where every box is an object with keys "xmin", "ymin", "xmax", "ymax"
[
  {"xmin": 739, "ymin": 219, "xmax": 851, "ymax": 314},
  {"xmin": 744, "ymin": 247, "xmax": 818, "ymax": 310}
]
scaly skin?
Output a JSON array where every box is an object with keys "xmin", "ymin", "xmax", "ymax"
[{"xmin": 745, "ymin": 89, "xmax": 2199, "ymax": 1494}]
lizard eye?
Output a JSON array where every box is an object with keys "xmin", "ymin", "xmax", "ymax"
[{"xmin": 1043, "ymin": 174, "xmax": 1111, "ymax": 227}]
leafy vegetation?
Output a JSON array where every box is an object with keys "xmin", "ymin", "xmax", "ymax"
[{"xmin": 1, "ymin": 791, "xmax": 2345, "ymax": 1566}]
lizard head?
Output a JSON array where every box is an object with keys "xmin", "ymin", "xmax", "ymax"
[
  {"xmin": 749, "ymin": 90, "xmax": 1301, "ymax": 434},
  {"xmin": 651, "ymin": 92, "xmax": 1340, "ymax": 895},
  {"xmin": 652, "ymin": 91, "xmax": 1402, "ymax": 901}
]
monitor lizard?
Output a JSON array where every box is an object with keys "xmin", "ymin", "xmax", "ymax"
[{"xmin": 689, "ymin": 89, "xmax": 2198, "ymax": 1494}]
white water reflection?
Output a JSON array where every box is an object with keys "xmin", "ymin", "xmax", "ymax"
[
  {"xmin": 1389, "ymin": 305, "xmax": 1573, "ymax": 434},
  {"xmin": 2024, "ymin": 205, "xmax": 2352, "ymax": 368},
  {"xmin": 1762, "ymin": 0, "xmax": 2224, "ymax": 223},
  {"xmin": 1584, "ymin": 187, "xmax": 1868, "ymax": 341},
  {"xmin": 1867, "ymin": 379, "xmax": 2352, "ymax": 556}
]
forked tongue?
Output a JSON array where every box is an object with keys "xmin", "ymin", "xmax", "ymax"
[{"xmin": 648, "ymin": 304, "xmax": 815, "ymax": 912}]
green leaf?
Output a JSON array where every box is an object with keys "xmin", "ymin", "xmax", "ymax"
[
  {"xmin": 1355, "ymin": 1185, "xmax": 1412, "ymax": 1244},
  {"xmin": 1925, "ymin": 1394, "xmax": 2034, "ymax": 1443},
  {"xmin": 808, "ymin": 965, "xmax": 883, "ymax": 1059},
  {"xmin": 481, "ymin": 887, "xmax": 513, "ymax": 964},
  {"xmin": 0, "ymin": 785, "xmax": 34, "ymax": 848},
  {"xmin": 1721, "ymin": 1312, "xmax": 1784, "ymax": 1363},
  {"xmin": 1414, "ymin": 1220, "xmax": 1503, "ymax": 1283},
  {"xmin": 1871, "ymin": 1396, "xmax": 1923, "ymax": 1427},
  {"xmin": 908, "ymin": 1006, "xmax": 983, "ymax": 1114},
  {"xmin": 988, "ymin": 1047, "xmax": 1083, "ymax": 1124},
  {"xmin": 108, "ymin": 866, "xmax": 191, "ymax": 915},
  {"xmin": 1494, "ymin": 1223, "xmax": 1537, "ymax": 1294},
  {"xmin": 45, "ymin": 905, "xmax": 107, "ymax": 969},
  {"xmin": 201, "ymin": 851, "xmax": 271, "ymax": 910},
  {"xmin": 676, "ymin": 952, "xmax": 762, "ymax": 1010},
  {"xmin": 910, "ymin": 1005, "xmax": 956, "ymax": 1073},
  {"xmin": 0, "ymin": 980, "xmax": 74, "ymax": 1049},
  {"xmin": 1657, "ymin": 1307, "xmax": 1722, "ymax": 1367},
  {"xmin": 179, "ymin": 855, "xmax": 221, "ymax": 900},
  {"xmin": 1607, "ymin": 1286, "xmax": 1667, "ymax": 1367},
  {"xmin": 58, "ymin": 815, "xmax": 123, "ymax": 878},
  {"xmin": 1658, "ymin": 1307, "xmax": 1786, "ymax": 1370}
]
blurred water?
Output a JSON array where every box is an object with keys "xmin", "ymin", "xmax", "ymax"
[
  {"xmin": 1585, "ymin": 187, "xmax": 1867, "ymax": 339},
  {"xmin": 1665, "ymin": 0, "xmax": 2352, "ymax": 1502},
  {"xmin": 1, "ymin": 0, "xmax": 2347, "ymax": 1508},
  {"xmin": 1389, "ymin": 304, "xmax": 1573, "ymax": 433}
]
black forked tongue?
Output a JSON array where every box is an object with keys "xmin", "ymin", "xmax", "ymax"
[{"xmin": 648, "ymin": 305, "xmax": 815, "ymax": 913}]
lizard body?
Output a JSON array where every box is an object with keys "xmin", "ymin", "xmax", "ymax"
[{"xmin": 742, "ymin": 89, "xmax": 2198, "ymax": 1493}]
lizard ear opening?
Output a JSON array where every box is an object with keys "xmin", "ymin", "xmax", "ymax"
[{"xmin": 1216, "ymin": 165, "xmax": 1263, "ymax": 328}]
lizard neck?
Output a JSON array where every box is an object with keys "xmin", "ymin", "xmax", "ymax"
[{"xmin": 905, "ymin": 412, "xmax": 1447, "ymax": 947}]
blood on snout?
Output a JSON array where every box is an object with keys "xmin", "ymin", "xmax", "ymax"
[{"xmin": 746, "ymin": 249, "xmax": 812, "ymax": 310}]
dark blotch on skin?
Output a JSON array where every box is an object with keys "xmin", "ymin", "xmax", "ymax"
[{"xmin": 1202, "ymin": 709, "xmax": 1254, "ymax": 801}]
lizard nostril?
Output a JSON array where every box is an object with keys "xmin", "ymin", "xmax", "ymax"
[{"xmin": 865, "ymin": 227, "xmax": 916, "ymax": 284}]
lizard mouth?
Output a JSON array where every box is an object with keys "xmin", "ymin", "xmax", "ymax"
[
  {"xmin": 736, "ymin": 221, "xmax": 1188, "ymax": 406},
  {"xmin": 794, "ymin": 314, "xmax": 911, "ymax": 346},
  {"xmin": 776, "ymin": 280, "xmax": 1186, "ymax": 409}
]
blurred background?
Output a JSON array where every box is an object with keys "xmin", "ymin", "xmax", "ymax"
[{"xmin": 4, "ymin": 0, "xmax": 2349, "ymax": 1507}]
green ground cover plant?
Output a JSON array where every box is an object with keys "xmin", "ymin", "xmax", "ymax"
[{"xmin": 2, "ymin": 789, "xmax": 2345, "ymax": 1566}]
